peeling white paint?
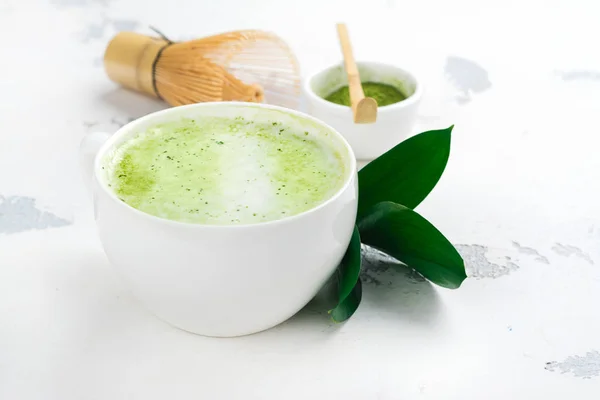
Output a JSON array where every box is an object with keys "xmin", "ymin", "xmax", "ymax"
[
  {"xmin": 546, "ymin": 350, "xmax": 600, "ymax": 379},
  {"xmin": 455, "ymin": 244, "xmax": 519, "ymax": 279},
  {"xmin": 444, "ymin": 56, "xmax": 492, "ymax": 104},
  {"xmin": 555, "ymin": 70, "xmax": 600, "ymax": 82},
  {"xmin": 360, "ymin": 245, "xmax": 425, "ymax": 286},
  {"xmin": 81, "ymin": 18, "xmax": 140, "ymax": 43},
  {"xmin": 552, "ymin": 243, "xmax": 594, "ymax": 265},
  {"xmin": 0, "ymin": 196, "xmax": 71, "ymax": 234},
  {"xmin": 512, "ymin": 241, "xmax": 550, "ymax": 264}
]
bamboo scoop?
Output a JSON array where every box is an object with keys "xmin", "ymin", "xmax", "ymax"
[{"xmin": 336, "ymin": 23, "xmax": 377, "ymax": 124}]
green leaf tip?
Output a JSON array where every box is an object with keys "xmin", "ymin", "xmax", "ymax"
[
  {"xmin": 357, "ymin": 126, "xmax": 454, "ymax": 219},
  {"xmin": 330, "ymin": 279, "xmax": 363, "ymax": 323},
  {"xmin": 358, "ymin": 201, "xmax": 466, "ymax": 289}
]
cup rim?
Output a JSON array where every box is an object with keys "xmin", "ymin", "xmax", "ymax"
[
  {"xmin": 93, "ymin": 101, "xmax": 357, "ymax": 230},
  {"xmin": 303, "ymin": 60, "xmax": 423, "ymax": 114}
]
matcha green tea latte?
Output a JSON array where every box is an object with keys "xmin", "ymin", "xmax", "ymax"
[
  {"xmin": 106, "ymin": 117, "xmax": 346, "ymax": 225},
  {"xmin": 324, "ymin": 82, "xmax": 406, "ymax": 107}
]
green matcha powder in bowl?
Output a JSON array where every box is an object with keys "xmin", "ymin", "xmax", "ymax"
[
  {"xmin": 324, "ymin": 82, "xmax": 407, "ymax": 107},
  {"xmin": 303, "ymin": 61, "xmax": 423, "ymax": 161}
]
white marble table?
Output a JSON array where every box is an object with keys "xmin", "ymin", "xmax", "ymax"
[{"xmin": 2, "ymin": 0, "xmax": 600, "ymax": 398}]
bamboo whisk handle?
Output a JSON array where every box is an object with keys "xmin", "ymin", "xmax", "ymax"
[{"xmin": 104, "ymin": 32, "xmax": 169, "ymax": 98}]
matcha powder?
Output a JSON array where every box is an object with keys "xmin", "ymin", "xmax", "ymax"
[{"xmin": 324, "ymin": 82, "xmax": 407, "ymax": 107}]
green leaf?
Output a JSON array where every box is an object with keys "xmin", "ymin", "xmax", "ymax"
[
  {"xmin": 329, "ymin": 226, "xmax": 362, "ymax": 322},
  {"xmin": 330, "ymin": 279, "xmax": 362, "ymax": 323},
  {"xmin": 337, "ymin": 226, "xmax": 361, "ymax": 301},
  {"xmin": 357, "ymin": 126, "xmax": 453, "ymax": 219},
  {"xmin": 358, "ymin": 201, "xmax": 466, "ymax": 289}
]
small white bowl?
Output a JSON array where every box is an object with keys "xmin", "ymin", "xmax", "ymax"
[{"xmin": 304, "ymin": 61, "xmax": 423, "ymax": 161}]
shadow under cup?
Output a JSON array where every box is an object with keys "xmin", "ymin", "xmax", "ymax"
[{"xmin": 89, "ymin": 102, "xmax": 359, "ymax": 337}]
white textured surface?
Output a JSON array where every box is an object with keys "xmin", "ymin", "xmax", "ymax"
[{"xmin": 1, "ymin": 0, "xmax": 600, "ymax": 398}]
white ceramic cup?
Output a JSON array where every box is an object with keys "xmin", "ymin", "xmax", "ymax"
[
  {"xmin": 304, "ymin": 61, "xmax": 422, "ymax": 161},
  {"xmin": 80, "ymin": 102, "xmax": 358, "ymax": 337}
]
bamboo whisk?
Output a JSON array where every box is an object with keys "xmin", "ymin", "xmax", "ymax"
[{"xmin": 103, "ymin": 29, "xmax": 301, "ymax": 109}]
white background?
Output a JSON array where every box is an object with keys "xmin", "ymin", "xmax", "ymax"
[{"xmin": 1, "ymin": 0, "xmax": 600, "ymax": 398}]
